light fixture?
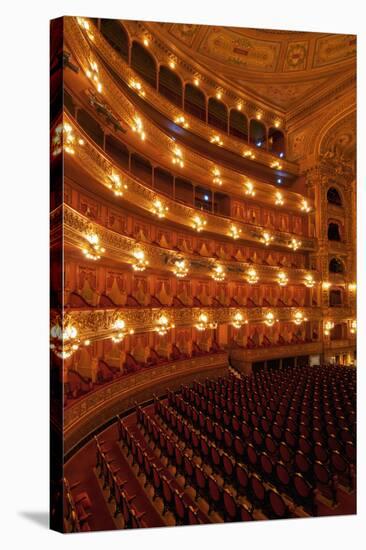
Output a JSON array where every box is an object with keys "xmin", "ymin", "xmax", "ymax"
[
  {"xmin": 50, "ymin": 314, "xmax": 80, "ymax": 359},
  {"xmin": 173, "ymin": 258, "xmax": 189, "ymax": 278},
  {"xmin": 195, "ymin": 313, "xmax": 217, "ymax": 331},
  {"xmin": 130, "ymin": 79, "xmax": 146, "ymax": 97},
  {"xmin": 192, "ymin": 214, "xmax": 207, "ymax": 232},
  {"xmin": 349, "ymin": 283, "xmax": 357, "ymax": 292},
  {"xmin": 172, "ymin": 147, "xmax": 184, "ymax": 168},
  {"xmin": 256, "ymin": 112, "xmax": 263, "ymax": 120},
  {"xmin": 229, "ymin": 225, "xmax": 241, "ymax": 240},
  {"xmin": 232, "ymin": 312, "xmax": 248, "ymax": 329},
  {"xmin": 212, "ymin": 168, "xmax": 223, "ymax": 185},
  {"xmin": 322, "ymin": 281, "xmax": 331, "ymax": 290},
  {"xmin": 210, "ymin": 135, "xmax": 224, "ymax": 147},
  {"xmin": 293, "ymin": 311, "xmax": 308, "ymax": 325},
  {"xmin": 243, "ymin": 149, "xmax": 256, "ymax": 160},
  {"xmin": 261, "ymin": 231, "xmax": 274, "ymax": 246},
  {"xmin": 155, "ymin": 315, "xmax": 175, "ymax": 336},
  {"xmin": 275, "ymin": 191, "xmax": 284, "ymax": 206},
  {"xmin": 277, "ymin": 178, "xmax": 283, "ymax": 184},
  {"xmin": 304, "ymin": 274, "xmax": 315, "ymax": 288},
  {"xmin": 174, "ymin": 115, "xmax": 189, "ymax": 128},
  {"xmin": 132, "ymin": 248, "xmax": 149, "ymax": 271},
  {"xmin": 264, "ymin": 311, "xmax": 278, "ymax": 327},
  {"xmin": 289, "ymin": 238, "xmax": 301, "ymax": 251},
  {"xmin": 244, "ymin": 181, "xmax": 256, "ymax": 197},
  {"xmin": 301, "ymin": 199, "xmax": 311, "ymax": 213},
  {"xmin": 350, "ymin": 320, "xmax": 357, "ymax": 334},
  {"xmin": 52, "ymin": 122, "xmax": 80, "ymax": 156},
  {"xmin": 107, "ymin": 173, "xmax": 127, "ymax": 197},
  {"xmin": 270, "ymin": 160, "xmax": 282, "ymax": 170},
  {"xmin": 211, "ymin": 264, "xmax": 226, "ymax": 281},
  {"xmin": 324, "ymin": 320, "xmax": 334, "ymax": 336},
  {"xmin": 169, "ymin": 58, "xmax": 176, "ymax": 69},
  {"xmin": 246, "ymin": 268, "xmax": 259, "ymax": 284},
  {"xmin": 237, "ymin": 102, "xmax": 243, "ymax": 111},
  {"xmin": 77, "ymin": 17, "xmax": 94, "ymax": 40},
  {"xmin": 143, "ymin": 37, "xmax": 149, "ymax": 47},
  {"xmin": 277, "ymin": 271, "xmax": 288, "ymax": 286},
  {"xmin": 194, "ymin": 77, "xmax": 200, "ymax": 86},
  {"xmin": 86, "ymin": 60, "xmax": 102, "ymax": 93},
  {"xmin": 82, "ymin": 231, "xmax": 105, "ymax": 261},
  {"xmin": 216, "ymin": 89, "xmax": 223, "ymax": 100},
  {"xmin": 152, "ymin": 198, "xmax": 168, "ymax": 218},
  {"xmin": 274, "ymin": 120, "xmax": 281, "ymax": 128},
  {"xmin": 111, "ymin": 319, "xmax": 134, "ymax": 343},
  {"xmin": 131, "ymin": 116, "xmax": 146, "ymax": 140}
]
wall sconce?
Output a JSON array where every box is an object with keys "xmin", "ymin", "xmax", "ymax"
[
  {"xmin": 232, "ymin": 312, "xmax": 248, "ymax": 329},
  {"xmin": 132, "ymin": 116, "xmax": 146, "ymax": 140},
  {"xmin": 173, "ymin": 259, "xmax": 189, "ymax": 278},
  {"xmin": 211, "ymin": 264, "xmax": 226, "ymax": 281},
  {"xmin": 174, "ymin": 115, "xmax": 189, "ymax": 128},
  {"xmin": 212, "ymin": 168, "xmax": 223, "ymax": 185},
  {"xmin": 195, "ymin": 313, "xmax": 217, "ymax": 331},
  {"xmin": 324, "ymin": 320, "xmax": 334, "ymax": 336},
  {"xmin": 274, "ymin": 120, "xmax": 281, "ymax": 128},
  {"xmin": 216, "ymin": 89, "xmax": 223, "ymax": 100},
  {"xmin": 130, "ymin": 79, "xmax": 146, "ymax": 97},
  {"xmin": 86, "ymin": 60, "xmax": 102, "ymax": 93},
  {"xmin": 111, "ymin": 319, "xmax": 134, "ymax": 343},
  {"xmin": 52, "ymin": 122, "xmax": 83, "ymax": 156},
  {"xmin": 348, "ymin": 283, "xmax": 357, "ymax": 292},
  {"xmin": 50, "ymin": 314, "xmax": 80, "ymax": 359},
  {"xmin": 293, "ymin": 311, "xmax": 308, "ymax": 325},
  {"xmin": 304, "ymin": 274, "xmax": 315, "ymax": 288},
  {"xmin": 246, "ymin": 268, "xmax": 259, "ymax": 284},
  {"xmin": 277, "ymin": 271, "xmax": 288, "ymax": 286},
  {"xmin": 256, "ymin": 112, "xmax": 263, "ymax": 120},
  {"xmin": 270, "ymin": 160, "xmax": 282, "ymax": 170},
  {"xmin": 289, "ymin": 238, "xmax": 301, "ymax": 251},
  {"xmin": 107, "ymin": 173, "xmax": 127, "ymax": 197},
  {"xmin": 210, "ymin": 135, "xmax": 224, "ymax": 147},
  {"xmin": 264, "ymin": 311, "xmax": 278, "ymax": 327},
  {"xmin": 322, "ymin": 281, "xmax": 331, "ymax": 290},
  {"xmin": 229, "ymin": 225, "xmax": 241, "ymax": 240},
  {"xmin": 261, "ymin": 231, "xmax": 274, "ymax": 246},
  {"xmin": 244, "ymin": 181, "xmax": 256, "ymax": 197},
  {"xmin": 151, "ymin": 198, "xmax": 168, "ymax": 218},
  {"xmin": 301, "ymin": 199, "xmax": 311, "ymax": 213},
  {"xmin": 132, "ymin": 248, "xmax": 149, "ymax": 271},
  {"xmin": 172, "ymin": 147, "xmax": 184, "ymax": 168},
  {"xmin": 192, "ymin": 214, "xmax": 207, "ymax": 232},
  {"xmin": 155, "ymin": 315, "xmax": 175, "ymax": 336},
  {"xmin": 194, "ymin": 76, "xmax": 200, "ymax": 86},
  {"xmin": 82, "ymin": 231, "xmax": 105, "ymax": 261},
  {"xmin": 243, "ymin": 149, "xmax": 256, "ymax": 160},
  {"xmin": 275, "ymin": 191, "xmax": 284, "ymax": 205},
  {"xmin": 350, "ymin": 320, "xmax": 357, "ymax": 334}
]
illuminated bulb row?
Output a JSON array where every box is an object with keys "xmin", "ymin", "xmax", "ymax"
[
  {"xmin": 132, "ymin": 116, "xmax": 146, "ymax": 140},
  {"xmin": 245, "ymin": 181, "xmax": 256, "ymax": 197},
  {"xmin": 172, "ymin": 147, "xmax": 184, "ymax": 168},
  {"xmin": 130, "ymin": 79, "xmax": 146, "ymax": 96},
  {"xmin": 152, "ymin": 198, "xmax": 168, "ymax": 218},
  {"xmin": 82, "ymin": 232, "xmax": 105, "ymax": 261},
  {"xmin": 192, "ymin": 214, "xmax": 207, "ymax": 232},
  {"xmin": 86, "ymin": 61, "xmax": 102, "ymax": 93},
  {"xmin": 107, "ymin": 173, "xmax": 127, "ymax": 197},
  {"xmin": 132, "ymin": 249, "xmax": 149, "ymax": 271},
  {"xmin": 210, "ymin": 135, "xmax": 224, "ymax": 147},
  {"xmin": 175, "ymin": 115, "xmax": 189, "ymax": 128}
]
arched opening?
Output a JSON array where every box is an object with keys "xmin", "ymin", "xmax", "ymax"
[
  {"xmin": 249, "ymin": 119, "xmax": 266, "ymax": 148},
  {"xmin": 328, "ymin": 222, "xmax": 342, "ymax": 241},
  {"xmin": 208, "ymin": 98, "xmax": 228, "ymax": 132},
  {"xmin": 100, "ymin": 19, "xmax": 129, "ymax": 62},
  {"xmin": 130, "ymin": 153, "xmax": 152, "ymax": 186},
  {"xmin": 184, "ymin": 84, "xmax": 206, "ymax": 121},
  {"xmin": 158, "ymin": 66, "xmax": 183, "ymax": 107},
  {"xmin": 329, "ymin": 289, "xmax": 343, "ymax": 307},
  {"xmin": 131, "ymin": 41, "xmax": 157, "ymax": 88},
  {"xmin": 268, "ymin": 127, "xmax": 285, "ymax": 156},
  {"xmin": 329, "ymin": 258, "xmax": 345, "ymax": 274},
  {"xmin": 175, "ymin": 177, "xmax": 194, "ymax": 205},
  {"xmin": 229, "ymin": 110, "xmax": 248, "ymax": 141},
  {"xmin": 327, "ymin": 187, "xmax": 342, "ymax": 206},
  {"xmin": 105, "ymin": 135, "xmax": 129, "ymax": 169},
  {"xmin": 154, "ymin": 167, "xmax": 174, "ymax": 197},
  {"xmin": 76, "ymin": 109, "xmax": 104, "ymax": 148}
]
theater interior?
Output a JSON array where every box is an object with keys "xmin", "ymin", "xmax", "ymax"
[{"xmin": 50, "ymin": 17, "xmax": 356, "ymax": 531}]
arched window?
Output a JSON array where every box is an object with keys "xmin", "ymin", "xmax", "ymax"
[
  {"xmin": 329, "ymin": 289, "xmax": 343, "ymax": 307},
  {"xmin": 328, "ymin": 222, "xmax": 341, "ymax": 241},
  {"xmin": 158, "ymin": 66, "xmax": 183, "ymax": 107},
  {"xmin": 329, "ymin": 258, "xmax": 344, "ymax": 274},
  {"xmin": 208, "ymin": 98, "xmax": 228, "ymax": 132},
  {"xmin": 100, "ymin": 19, "xmax": 129, "ymax": 61},
  {"xmin": 327, "ymin": 187, "xmax": 342, "ymax": 206},
  {"xmin": 249, "ymin": 119, "xmax": 266, "ymax": 148},
  {"xmin": 184, "ymin": 84, "xmax": 206, "ymax": 121},
  {"xmin": 229, "ymin": 110, "xmax": 248, "ymax": 142},
  {"xmin": 131, "ymin": 41, "xmax": 157, "ymax": 88},
  {"xmin": 268, "ymin": 127, "xmax": 285, "ymax": 157}
]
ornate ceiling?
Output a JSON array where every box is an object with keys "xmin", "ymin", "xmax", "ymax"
[{"xmin": 151, "ymin": 23, "xmax": 356, "ymax": 111}]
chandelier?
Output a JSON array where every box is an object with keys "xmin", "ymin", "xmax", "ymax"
[
  {"xmin": 261, "ymin": 231, "xmax": 274, "ymax": 246},
  {"xmin": 111, "ymin": 319, "xmax": 133, "ymax": 343},
  {"xmin": 293, "ymin": 311, "xmax": 308, "ymax": 325},
  {"xmin": 289, "ymin": 238, "xmax": 302, "ymax": 251},
  {"xmin": 246, "ymin": 268, "xmax": 259, "ymax": 284},
  {"xmin": 232, "ymin": 312, "xmax": 247, "ymax": 329},
  {"xmin": 82, "ymin": 231, "xmax": 105, "ymax": 261},
  {"xmin": 277, "ymin": 271, "xmax": 288, "ymax": 286},
  {"xmin": 173, "ymin": 259, "xmax": 189, "ymax": 278},
  {"xmin": 192, "ymin": 214, "xmax": 207, "ymax": 232},
  {"xmin": 132, "ymin": 248, "xmax": 149, "ymax": 271},
  {"xmin": 195, "ymin": 313, "xmax": 217, "ymax": 331},
  {"xmin": 304, "ymin": 274, "xmax": 315, "ymax": 288},
  {"xmin": 275, "ymin": 191, "xmax": 284, "ymax": 206},
  {"xmin": 172, "ymin": 147, "xmax": 184, "ymax": 168},
  {"xmin": 229, "ymin": 225, "xmax": 241, "ymax": 240},
  {"xmin": 151, "ymin": 198, "xmax": 169, "ymax": 218},
  {"xmin": 211, "ymin": 264, "xmax": 226, "ymax": 281},
  {"xmin": 324, "ymin": 320, "xmax": 335, "ymax": 336},
  {"xmin": 155, "ymin": 315, "xmax": 175, "ymax": 336},
  {"xmin": 86, "ymin": 60, "xmax": 102, "ymax": 93},
  {"xmin": 107, "ymin": 173, "xmax": 127, "ymax": 197},
  {"xmin": 264, "ymin": 311, "xmax": 278, "ymax": 327},
  {"xmin": 50, "ymin": 314, "xmax": 80, "ymax": 359}
]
